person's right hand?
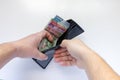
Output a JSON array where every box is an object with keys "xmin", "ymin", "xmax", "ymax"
[
  {"xmin": 54, "ymin": 39, "xmax": 94, "ymax": 69},
  {"xmin": 54, "ymin": 39, "xmax": 120, "ymax": 80}
]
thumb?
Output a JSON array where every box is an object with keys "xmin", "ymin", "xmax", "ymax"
[
  {"xmin": 60, "ymin": 39, "xmax": 69, "ymax": 48},
  {"xmin": 34, "ymin": 50, "xmax": 48, "ymax": 60}
]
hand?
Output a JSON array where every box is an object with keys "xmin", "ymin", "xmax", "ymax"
[
  {"xmin": 54, "ymin": 39, "xmax": 120, "ymax": 80},
  {"xmin": 54, "ymin": 39, "xmax": 93, "ymax": 69},
  {"xmin": 13, "ymin": 30, "xmax": 53, "ymax": 60}
]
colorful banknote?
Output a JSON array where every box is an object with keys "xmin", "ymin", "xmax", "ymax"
[{"xmin": 39, "ymin": 15, "xmax": 70, "ymax": 52}]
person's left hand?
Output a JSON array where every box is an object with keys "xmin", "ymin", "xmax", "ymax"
[{"xmin": 13, "ymin": 30, "xmax": 53, "ymax": 60}]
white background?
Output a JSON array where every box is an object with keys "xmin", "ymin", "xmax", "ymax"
[{"xmin": 0, "ymin": 0, "xmax": 120, "ymax": 80}]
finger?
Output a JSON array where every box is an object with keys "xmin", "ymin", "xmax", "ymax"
[
  {"xmin": 54, "ymin": 52, "xmax": 70, "ymax": 58},
  {"xmin": 59, "ymin": 61, "xmax": 73, "ymax": 66},
  {"xmin": 54, "ymin": 55, "xmax": 73, "ymax": 62},
  {"xmin": 55, "ymin": 48, "xmax": 67, "ymax": 54},
  {"xmin": 33, "ymin": 49, "xmax": 48, "ymax": 60},
  {"xmin": 44, "ymin": 30, "xmax": 53, "ymax": 42},
  {"xmin": 71, "ymin": 57, "xmax": 77, "ymax": 64},
  {"xmin": 35, "ymin": 30, "xmax": 53, "ymax": 43},
  {"xmin": 55, "ymin": 58, "xmax": 76, "ymax": 66},
  {"xmin": 60, "ymin": 39, "xmax": 69, "ymax": 48}
]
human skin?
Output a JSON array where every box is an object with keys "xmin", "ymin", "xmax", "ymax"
[
  {"xmin": 0, "ymin": 30, "xmax": 53, "ymax": 69},
  {"xmin": 54, "ymin": 39, "xmax": 120, "ymax": 80}
]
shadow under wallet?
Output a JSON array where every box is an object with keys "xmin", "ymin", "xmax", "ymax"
[{"xmin": 33, "ymin": 19, "xmax": 84, "ymax": 69}]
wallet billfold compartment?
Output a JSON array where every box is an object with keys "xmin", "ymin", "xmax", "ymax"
[{"xmin": 33, "ymin": 19, "xmax": 84, "ymax": 69}]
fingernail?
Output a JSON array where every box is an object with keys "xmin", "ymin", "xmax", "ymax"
[
  {"xmin": 43, "ymin": 56, "xmax": 48, "ymax": 60},
  {"xmin": 38, "ymin": 56, "xmax": 48, "ymax": 61},
  {"xmin": 60, "ymin": 62, "xmax": 64, "ymax": 65}
]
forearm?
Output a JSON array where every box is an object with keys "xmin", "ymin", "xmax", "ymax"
[
  {"xmin": 82, "ymin": 50, "xmax": 120, "ymax": 80},
  {"xmin": 0, "ymin": 42, "xmax": 16, "ymax": 69}
]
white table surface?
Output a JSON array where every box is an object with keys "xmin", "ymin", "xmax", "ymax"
[{"xmin": 0, "ymin": 0, "xmax": 120, "ymax": 80}]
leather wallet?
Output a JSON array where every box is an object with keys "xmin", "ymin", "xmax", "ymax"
[{"xmin": 33, "ymin": 19, "xmax": 84, "ymax": 69}]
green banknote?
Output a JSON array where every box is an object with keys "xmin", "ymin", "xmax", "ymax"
[{"xmin": 39, "ymin": 37, "xmax": 57, "ymax": 52}]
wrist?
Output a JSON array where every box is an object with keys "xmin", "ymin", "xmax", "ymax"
[
  {"xmin": 76, "ymin": 48, "xmax": 97, "ymax": 69},
  {"xmin": 76, "ymin": 47, "xmax": 94, "ymax": 60},
  {"xmin": 10, "ymin": 41, "xmax": 22, "ymax": 58},
  {"xmin": 0, "ymin": 42, "xmax": 17, "ymax": 58},
  {"xmin": 8, "ymin": 42, "xmax": 18, "ymax": 58}
]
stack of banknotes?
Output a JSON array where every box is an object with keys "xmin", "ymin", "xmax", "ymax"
[{"xmin": 39, "ymin": 16, "xmax": 70, "ymax": 52}]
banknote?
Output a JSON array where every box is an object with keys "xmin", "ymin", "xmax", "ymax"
[
  {"xmin": 39, "ymin": 15, "xmax": 70, "ymax": 52},
  {"xmin": 39, "ymin": 37, "xmax": 57, "ymax": 51}
]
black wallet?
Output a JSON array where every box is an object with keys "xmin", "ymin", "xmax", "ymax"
[{"xmin": 33, "ymin": 19, "xmax": 84, "ymax": 69}]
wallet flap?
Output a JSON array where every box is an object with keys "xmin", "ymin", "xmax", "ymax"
[{"xmin": 56, "ymin": 19, "xmax": 84, "ymax": 45}]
